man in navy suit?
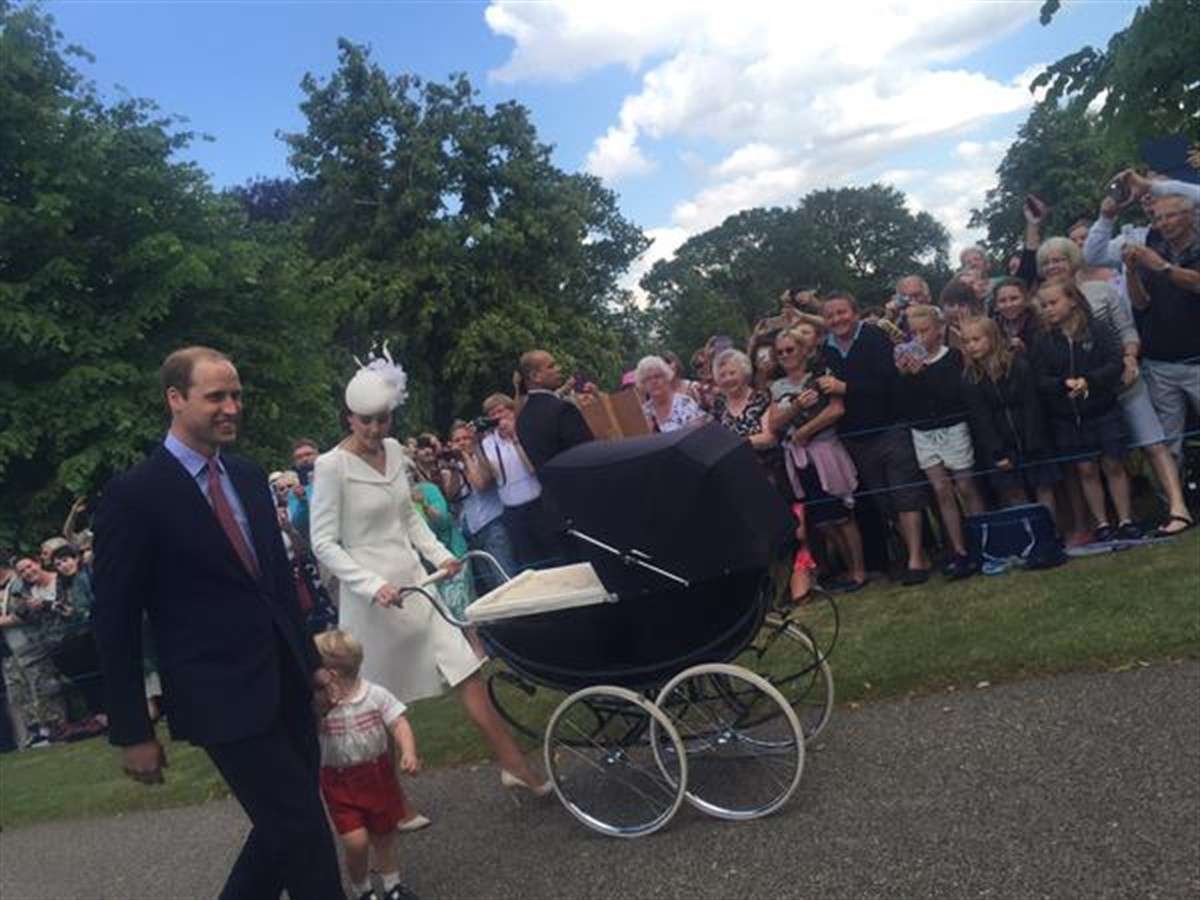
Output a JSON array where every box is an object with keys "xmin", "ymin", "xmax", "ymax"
[{"xmin": 92, "ymin": 346, "xmax": 342, "ymax": 900}]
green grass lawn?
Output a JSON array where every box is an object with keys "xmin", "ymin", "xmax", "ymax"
[{"xmin": 2, "ymin": 533, "xmax": 1196, "ymax": 830}]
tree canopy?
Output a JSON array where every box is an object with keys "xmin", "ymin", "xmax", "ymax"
[
  {"xmin": 0, "ymin": 6, "xmax": 645, "ymax": 546},
  {"xmin": 641, "ymin": 184, "xmax": 949, "ymax": 356}
]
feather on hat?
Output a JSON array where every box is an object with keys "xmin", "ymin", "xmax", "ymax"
[{"xmin": 344, "ymin": 341, "xmax": 408, "ymax": 416}]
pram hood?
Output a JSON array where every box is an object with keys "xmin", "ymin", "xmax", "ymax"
[{"xmin": 540, "ymin": 422, "xmax": 793, "ymax": 595}]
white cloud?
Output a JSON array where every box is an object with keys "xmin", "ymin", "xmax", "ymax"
[
  {"xmin": 584, "ymin": 124, "xmax": 655, "ymax": 181},
  {"xmin": 487, "ymin": 1, "xmax": 1044, "ymax": 269},
  {"xmin": 620, "ymin": 226, "xmax": 690, "ymax": 306}
]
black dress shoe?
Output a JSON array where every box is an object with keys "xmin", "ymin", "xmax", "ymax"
[{"xmin": 899, "ymin": 567, "xmax": 930, "ymax": 586}]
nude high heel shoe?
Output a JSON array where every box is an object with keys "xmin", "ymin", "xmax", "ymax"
[{"xmin": 500, "ymin": 769, "xmax": 553, "ymax": 799}]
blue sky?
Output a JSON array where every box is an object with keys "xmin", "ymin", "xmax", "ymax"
[{"xmin": 47, "ymin": 1, "xmax": 1136, "ymax": 278}]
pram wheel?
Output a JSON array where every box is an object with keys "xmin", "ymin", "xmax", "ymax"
[
  {"xmin": 652, "ymin": 663, "xmax": 804, "ymax": 821},
  {"xmin": 544, "ymin": 685, "xmax": 687, "ymax": 838},
  {"xmin": 741, "ymin": 615, "xmax": 835, "ymax": 741}
]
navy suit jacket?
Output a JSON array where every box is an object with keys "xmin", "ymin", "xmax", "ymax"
[
  {"xmin": 516, "ymin": 392, "xmax": 593, "ymax": 472},
  {"xmin": 93, "ymin": 444, "xmax": 319, "ymax": 747}
]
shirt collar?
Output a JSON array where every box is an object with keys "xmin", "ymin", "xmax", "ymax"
[
  {"xmin": 526, "ymin": 388, "xmax": 556, "ymax": 396},
  {"xmin": 825, "ymin": 320, "xmax": 863, "ymax": 358},
  {"xmin": 164, "ymin": 432, "xmax": 224, "ymax": 480}
]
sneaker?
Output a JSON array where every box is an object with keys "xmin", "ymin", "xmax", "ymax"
[
  {"xmin": 942, "ymin": 555, "xmax": 977, "ymax": 580},
  {"xmin": 383, "ymin": 884, "xmax": 421, "ymax": 900},
  {"xmin": 1116, "ymin": 520, "xmax": 1143, "ymax": 541},
  {"xmin": 1092, "ymin": 523, "xmax": 1116, "ymax": 544},
  {"xmin": 899, "ymin": 567, "xmax": 930, "ymax": 586},
  {"xmin": 826, "ymin": 576, "xmax": 867, "ymax": 594},
  {"xmin": 396, "ymin": 813, "xmax": 431, "ymax": 833},
  {"xmin": 23, "ymin": 733, "xmax": 51, "ymax": 750}
]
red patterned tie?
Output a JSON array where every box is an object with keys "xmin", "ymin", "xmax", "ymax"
[{"xmin": 206, "ymin": 457, "xmax": 259, "ymax": 578}]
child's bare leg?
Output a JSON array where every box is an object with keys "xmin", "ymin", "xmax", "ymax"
[
  {"xmin": 369, "ymin": 830, "xmax": 399, "ymax": 880},
  {"xmin": 341, "ymin": 828, "xmax": 371, "ymax": 887},
  {"xmin": 1063, "ymin": 470, "xmax": 1092, "ymax": 538},
  {"xmin": 829, "ymin": 519, "xmax": 866, "ymax": 583},
  {"xmin": 790, "ymin": 564, "xmax": 812, "ymax": 604},
  {"xmin": 1034, "ymin": 485, "xmax": 1058, "ymax": 520},
  {"xmin": 1075, "ymin": 460, "xmax": 1108, "ymax": 526},
  {"xmin": 926, "ymin": 463, "xmax": 967, "ymax": 556},
  {"xmin": 951, "ymin": 470, "xmax": 986, "ymax": 515},
  {"xmin": 1099, "ymin": 455, "xmax": 1133, "ymax": 523}
]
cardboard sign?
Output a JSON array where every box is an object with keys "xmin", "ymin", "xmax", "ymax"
[{"xmin": 577, "ymin": 390, "xmax": 651, "ymax": 440}]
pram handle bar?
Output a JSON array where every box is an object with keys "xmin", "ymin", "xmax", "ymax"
[
  {"xmin": 565, "ymin": 528, "xmax": 690, "ymax": 588},
  {"xmin": 399, "ymin": 550, "xmax": 511, "ymax": 629}
]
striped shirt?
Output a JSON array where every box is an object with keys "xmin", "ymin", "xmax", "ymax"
[{"xmin": 318, "ymin": 680, "xmax": 407, "ymax": 769}]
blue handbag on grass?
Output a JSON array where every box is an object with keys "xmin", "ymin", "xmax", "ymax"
[{"xmin": 965, "ymin": 504, "xmax": 1066, "ymax": 575}]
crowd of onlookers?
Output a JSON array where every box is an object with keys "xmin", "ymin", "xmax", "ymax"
[{"xmin": 2, "ymin": 168, "xmax": 1197, "ymax": 752}]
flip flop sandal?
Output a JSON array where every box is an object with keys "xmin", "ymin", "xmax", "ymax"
[{"xmin": 1153, "ymin": 514, "xmax": 1196, "ymax": 538}]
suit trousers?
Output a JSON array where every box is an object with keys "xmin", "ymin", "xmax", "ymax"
[{"xmin": 204, "ymin": 644, "xmax": 342, "ymax": 900}]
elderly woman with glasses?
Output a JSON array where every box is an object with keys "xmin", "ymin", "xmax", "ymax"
[
  {"xmin": 311, "ymin": 359, "xmax": 551, "ymax": 805},
  {"xmin": 766, "ymin": 324, "xmax": 866, "ymax": 599},
  {"xmin": 637, "ymin": 355, "xmax": 707, "ymax": 433},
  {"xmin": 1037, "ymin": 236, "xmax": 1191, "ymax": 539}
]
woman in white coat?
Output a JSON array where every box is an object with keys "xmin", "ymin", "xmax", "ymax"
[{"xmin": 311, "ymin": 355, "xmax": 549, "ymax": 797}]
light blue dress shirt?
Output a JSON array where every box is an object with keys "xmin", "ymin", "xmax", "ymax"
[{"xmin": 163, "ymin": 432, "xmax": 260, "ymax": 569}]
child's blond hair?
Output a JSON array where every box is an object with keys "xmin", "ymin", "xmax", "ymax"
[
  {"xmin": 961, "ymin": 317, "xmax": 1013, "ymax": 385},
  {"xmin": 314, "ymin": 630, "xmax": 364, "ymax": 679},
  {"xmin": 1036, "ymin": 279, "xmax": 1089, "ymax": 341},
  {"xmin": 905, "ymin": 303, "xmax": 942, "ymax": 328}
]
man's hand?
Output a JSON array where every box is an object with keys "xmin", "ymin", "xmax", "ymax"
[
  {"xmin": 1121, "ymin": 169, "xmax": 1151, "ymax": 200},
  {"xmin": 122, "ymin": 740, "xmax": 167, "ymax": 785},
  {"xmin": 312, "ymin": 667, "xmax": 339, "ymax": 718},
  {"xmin": 373, "ymin": 583, "xmax": 404, "ymax": 607},
  {"xmin": 1121, "ymin": 356, "xmax": 1139, "ymax": 388},
  {"xmin": 816, "ymin": 374, "xmax": 846, "ymax": 397}
]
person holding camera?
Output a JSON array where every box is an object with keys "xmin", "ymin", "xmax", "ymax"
[
  {"xmin": 287, "ymin": 438, "xmax": 320, "ymax": 541},
  {"xmin": 1083, "ymin": 170, "xmax": 1200, "ymax": 271},
  {"xmin": 446, "ymin": 423, "xmax": 517, "ymax": 594}
]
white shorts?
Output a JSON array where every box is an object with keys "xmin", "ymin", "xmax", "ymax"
[{"xmin": 912, "ymin": 422, "xmax": 975, "ymax": 472}]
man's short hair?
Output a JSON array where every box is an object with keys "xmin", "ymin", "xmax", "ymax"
[
  {"xmin": 518, "ymin": 351, "xmax": 546, "ymax": 382},
  {"xmin": 314, "ymin": 630, "xmax": 364, "ymax": 679},
  {"xmin": 822, "ymin": 291, "xmax": 858, "ymax": 312},
  {"xmin": 1153, "ymin": 192, "xmax": 1197, "ymax": 213},
  {"xmin": 895, "ymin": 274, "xmax": 930, "ymax": 295},
  {"xmin": 482, "ymin": 393, "xmax": 515, "ymax": 416},
  {"xmin": 939, "ymin": 278, "xmax": 978, "ymax": 308},
  {"xmin": 291, "ymin": 437, "xmax": 319, "ymax": 453},
  {"xmin": 160, "ymin": 346, "xmax": 231, "ymax": 398}
]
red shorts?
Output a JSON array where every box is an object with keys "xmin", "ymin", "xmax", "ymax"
[{"xmin": 319, "ymin": 754, "xmax": 409, "ymax": 835}]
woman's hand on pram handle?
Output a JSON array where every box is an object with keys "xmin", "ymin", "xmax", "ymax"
[
  {"xmin": 417, "ymin": 559, "xmax": 464, "ymax": 588},
  {"xmin": 372, "ymin": 583, "xmax": 405, "ymax": 607}
]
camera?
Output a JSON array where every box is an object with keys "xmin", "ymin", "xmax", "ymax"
[
  {"xmin": 471, "ymin": 415, "xmax": 497, "ymax": 434},
  {"xmin": 1106, "ymin": 176, "xmax": 1130, "ymax": 205},
  {"xmin": 296, "ymin": 462, "xmax": 313, "ymax": 488}
]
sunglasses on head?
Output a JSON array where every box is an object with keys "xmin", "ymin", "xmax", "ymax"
[{"xmin": 355, "ymin": 413, "xmax": 390, "ymax": 425}]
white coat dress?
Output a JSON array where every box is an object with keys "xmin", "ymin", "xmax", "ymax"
[{"xmin": 309, "ymin": 438, "xmax": 482, "ymax": 703}]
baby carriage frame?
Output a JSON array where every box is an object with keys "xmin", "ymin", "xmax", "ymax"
[{"xmin": 402, "ymin": 425, "xmax": 838, "ymax": 838}]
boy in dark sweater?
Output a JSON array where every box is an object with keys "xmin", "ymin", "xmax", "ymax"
[{"xmin": 818, "ymin": 293, "xmax": 932, "ymax": 585}]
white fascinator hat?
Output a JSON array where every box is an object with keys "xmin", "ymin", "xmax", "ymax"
[{"xmin": 344, "ymin": 341, "xmax": 409, "ymax": 416}]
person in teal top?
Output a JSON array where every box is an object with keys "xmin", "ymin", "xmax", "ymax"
[{"xmin": 410, "ymin": 445, "xmax": 473, "ymax": 621}]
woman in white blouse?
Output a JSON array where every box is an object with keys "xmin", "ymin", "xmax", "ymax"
[
  {"xmin": 310, "ymin": 362, "xmax": 549, "ymax": 797},
  {"xmin": 637, "ymin": 355, "xmax": 707, "ymax": 433}
]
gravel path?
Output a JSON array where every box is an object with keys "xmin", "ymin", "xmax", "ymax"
[{"xmin": 2, "ymin": 661, "xmax": 1197, "ymax": 899}]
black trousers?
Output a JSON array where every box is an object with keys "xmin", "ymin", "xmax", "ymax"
[
  {"xmin": 50, "ymin": 633, "xmax": 106, "ymax": 716},
  {"xmin": 204, "ymin": 653, "xmax": 342, "ymax": 900}
]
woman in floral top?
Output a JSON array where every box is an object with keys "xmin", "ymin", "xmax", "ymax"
[
  {"xmin": 637, "ymin": 355, "xmax": 707, "ymax": 433},
  {"xmin": 710, "ymin": 349, "xmax": 774, "ymax": 447}
]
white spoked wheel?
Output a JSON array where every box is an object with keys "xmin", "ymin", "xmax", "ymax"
[
  {"xmin": 744, "ymin": 614, "xmax": 836, "ymax": 742},
  {"xmin": 544, "ymin": 684, "xmax": 688, "ymax": 839},
  {"xmin": 651, "ymin": 663, "xmax": 804, "ymax": 821}
]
